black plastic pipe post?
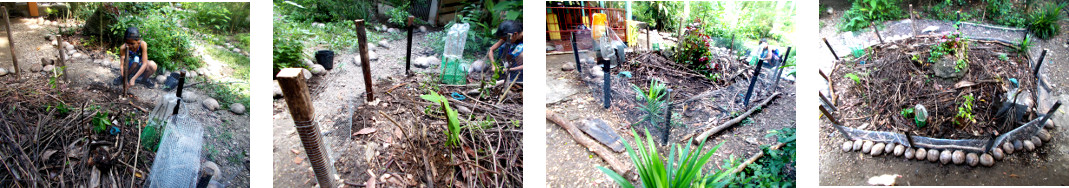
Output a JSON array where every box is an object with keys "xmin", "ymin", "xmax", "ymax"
[
  {"xmin": 743, "ymin": 59, "xmax": 764, "ymax": 106},
  {"xmin": 1034, "ymin": 49, "xmax": 1048, "ymax": 76},
  {"xmin": 571, "ymin": 32, "xmax": 582, "ymax": 73},
  {"xmin": 823, "ymin": 38, "xmax": 839, "ymax": 60},
  {"xmin": 600, "ymin": 53, "xmax": 612, "ymax": 109},
  {"xmin": 663, "ymin": 89, "xmax": 673, "ymax": 145},
  {"xmin": 770, "ymin": 47, "xmax": 792, "ymax": 91},
  {"xmin": 405, "ymin": 16, "xmax": 414, "ymax": 75},
  {"xmin": 173, "ymin": 71, "xmax": 186, "ymax": 115}
]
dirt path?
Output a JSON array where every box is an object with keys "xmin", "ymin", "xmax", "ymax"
[
  {"xmin": 272, "ymin": 30, "xmax": 439, "ymax": 187},
  {"xmin": 818, "ymin": 1, "xmax": 1069, "ymax": 185},
  {"xmin": 545, "ymin": 53, "xmax": 796, "ymax": 187},
  {"xmin": 0, "ymin": 17, "xmax": 251, "ymax": 186}
]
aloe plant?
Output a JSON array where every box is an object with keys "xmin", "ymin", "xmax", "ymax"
[
  {"xmin": 421, "ymin": 92, "xmax": 461, "ymax": 146},
  {"xmin": 598, "ymin": 129, "xmax": 735, "ymax": 188}
]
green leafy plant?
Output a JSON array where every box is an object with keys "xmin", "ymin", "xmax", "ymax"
[
  {"xmin": 729, "ymin": 127, "xmax": 796, "ymax": 187},
  {"xmin": 986, "ymin": 0, "xmax": 1027, "ymax": 27},
  {"xmin": 598, "ymin": 129, "xmax": 735, "ymax": 188},
  {"xmin": 1027, "ymin": 3, "xmax": 1065, "ymax": 39},
  {"xmin": 387, "ymin": 2, "xmax": 412, "ymax": 26},
  {"xmin": 998, "ymin": 53, "xmax": 1009, "ymax": 61},
  {"xmin": 900, "ymin": 107, "xmax": 914, "ymax": 118},
  {"xmin": 420, "ymin": 91, "xmax": 461, "ymax": 146},
  {"xmin": 141, "ymin": 120, "xmax": 164, "ymax": 151},
  {"xmin": 675, "ymin": 33, "xmax": 715, "ymax": 75},
  {"xmin": 91, "ymin": 112, "xmax": 112, "ymax": 134},
  {"xmin": 631, "ymin": 80, "xmax": 669, "ymax": 127},
  {"xmin": 955, "ymin": 94, "xmax": 977, "ymax": 125},
  {"xmin": 1019, "ymin": 35, "xmax": 1032, "ymax": 54},
  {"xmin": 844, "ymin": 73, "xmax": 860, "ymax": 84},
  {"xmin": 850, "ymin": 46, "xmax": 865, "ymax": 58},
  {"xmin": 929, "ymin": 32, "xmax": 970, "ymax": 72},
  {"xmin": 839, "ymin": 0, "xmax": 904, "ymax": 31}
]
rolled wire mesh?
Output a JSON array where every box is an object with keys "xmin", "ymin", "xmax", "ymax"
[{"xmin": 148, "ymin": 94, "xmax": 204, "ymax": 188}]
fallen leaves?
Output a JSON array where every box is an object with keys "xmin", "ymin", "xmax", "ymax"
[{"xmin": 353, "ymin": 127, "xmax": 377, "ymax": 136}]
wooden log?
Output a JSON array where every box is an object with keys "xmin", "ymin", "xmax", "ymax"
[
  {"xmin": 546, "ymin": 110, "xmax": 630, "ymax": 176},
  {"xmin": 693, "ymin": 92, "xmax": 781, "ymax": 143},
  {"xmin": 277, "ymin": 68, "xmax": 337, "ymax": 188}
]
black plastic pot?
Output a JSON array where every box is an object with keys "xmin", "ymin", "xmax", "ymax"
[{"xmin": 315, "ymin": 50, "xmax": 334, "ymax": 70}]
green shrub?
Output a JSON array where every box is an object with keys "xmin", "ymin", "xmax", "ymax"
[
  {"xmin": 273, "ymin": 0, "xmax": 373, "ymax": 23},
  {"xmin": 986, "ymin": 0, "xmax": 1027, "ymax": 27},
  {"xmin": 1027, "ymin": 3, "xmax": 1064, "ymax": 39},
  {"xmin": 839, "ymin": 0, "xmax": 904, "ymax": 32},
  {"xmin": 598, "ymin": 129, "xmax": 735, "ymax": 188},
  {"xmin": 109, "ymin": 6, "xmax": 201, "ymax": 71},
  {"xmin": 272, "ymin": 32, "xmax": 305, "ymax": 71},
  {"xmin": 729, "ymin": 128, "xmax": 796, "ymax": 187},
  {"xmin": 387, "ymin": 2, "xmax": 412, "ymax": 27},
  {"xmin": 675, "ymin": 34, "xmax": 714, "ymax": 75}
]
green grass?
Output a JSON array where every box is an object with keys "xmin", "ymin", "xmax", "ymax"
[{"xmin": 599, "ymin": 129, "xmax": 735, "ymax": 188}]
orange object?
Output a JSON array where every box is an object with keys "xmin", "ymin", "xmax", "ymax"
[
  {"xmin": 28, "ymin": 3, "xmax": 39, "ymax": 17},
  {"xmin": 592, "ymin": 13, "xmax": 606, "ymax": 38}
]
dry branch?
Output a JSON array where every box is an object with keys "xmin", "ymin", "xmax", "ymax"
[
  {"xmin": 692, "ymin": 92, "xmax": 781, "ymax": 144},
  {"xmin": 545, "ymin": 110, "xmax": 630, "ymax": 175},
  {"xmin": 732, "ymin": 142, "xmax": 788, "ymax": 174}
]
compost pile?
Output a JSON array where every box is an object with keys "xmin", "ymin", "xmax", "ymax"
[
  {"xmin": 0, "ymin": 78, "xmax": 153, "ymax": 187},
  {"xmin": 580, "ymin": 50, "xmax": 784, "ymax": 142},
  {"xmin": 346, "ymin": 76, "xmax": 522, "ymax": 187},
  {"xmin": 830, "ymin": 37, "xmax": 1034, "ymax": 139}
]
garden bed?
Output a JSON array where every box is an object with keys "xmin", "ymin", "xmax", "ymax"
[
  {"xmin": 577, "ymin": 50, "xmax": 786, "ymax": 143},
  {"xmin": 340, "ymin": 75, "xmax": 523, "ymax": 187},
  {"xmin": 829, "ymin": 36, "xmax": 1035, "ymax": 139}
]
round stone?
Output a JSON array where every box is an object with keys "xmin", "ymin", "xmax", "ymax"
[
  {"xmin": 966, "ymin": 153, "xmax": 979, "ymax": 167},
  {"xmin": 842, "ymin": 141, "xmax": 853, "ymax": 152},
  {"xmin": 1038, "ymin": 129, "xmax": 1052, "ymax": 142},
  {"xmin": 884, "ymin": 143, "xmax": 896, "ymax": 154},
  {"xmin": 230, "ymin": 103, "xmax": 246, "ymax": 115},
  {"xmin": 939, "ymin": 150, "xmax": 952, "ymax": 164},
  {"xmin": 853, "ymin": 140, "xmax": 864, "ymax": 151},
  {"xmin": 993, "ymin": 148, "xmax": 1005, "ymax": 160},
  {"xmin": 893, "ymin": 145, "xmax": 905, "ymax": 156},
  {"xmin": 980, "ymin": 154, "xmax": 995, "ymax": 166},
  {"xmin": 952, "ymin": 150, "xmax": 965, "ymax": 165},
  {"xmin": 862, "ymin": 141, "xmax": 874, "ymax": 154},
  {"xmin": 1002, "ymin": 142, "xmax": 1015, "ymax": 154},
  {"xmin": 870, "ymin": 143, "xmax": 885, "ymax": 156},
  {"xmin": 1023, "ymin": 140, "xmax": 1035, "ymax": 151},
  {"xmin": 904, "ymin": 148, "xmax": 916, "ymax": 159},
  {"xmin": 1045, "ymin": 121, "xmax": 1055, "ymax": 129},
  {"xmin": 1031, "ymin": 136, "xmax": 1043, "ymax": 147},
  {"xmin": 1013, "ymin": 140, "xmax": 1024, "ymax": 151},
  {"xmin": 928, "ymin": 149, "xmax": 940, "ymax": 162},
  {"xmin": 915, "ymin": 148, "xmax": 927, "ymax": 160}
]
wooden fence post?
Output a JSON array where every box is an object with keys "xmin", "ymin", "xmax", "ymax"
[{"xmin": 277, "ymin": 68, "xmax": 337, "ymax": 188}]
